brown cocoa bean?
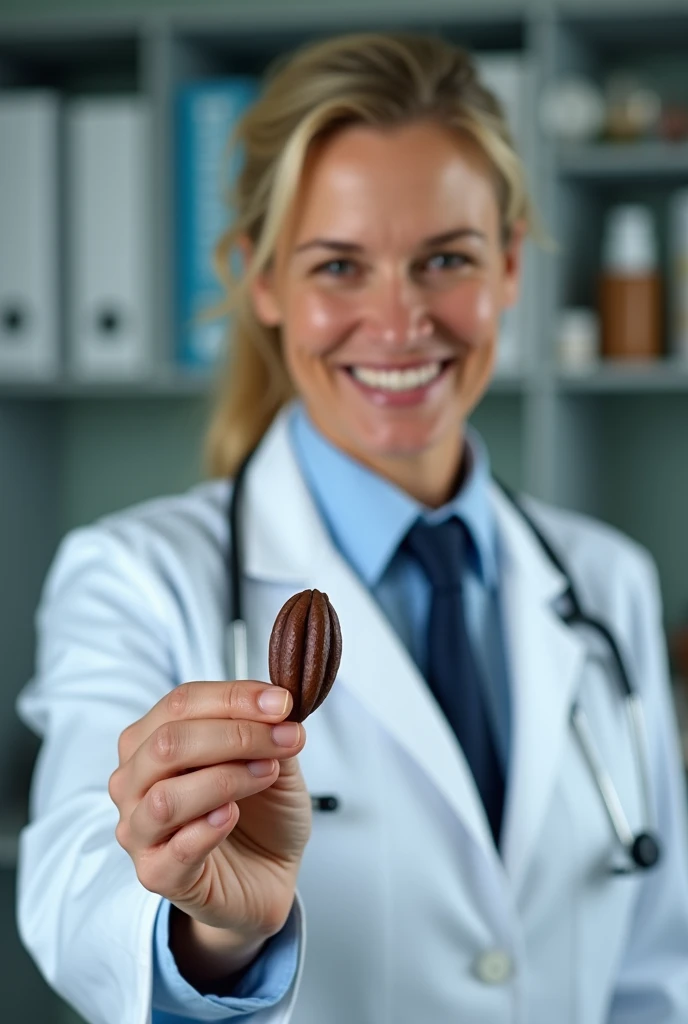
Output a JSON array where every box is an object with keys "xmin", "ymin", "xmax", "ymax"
[{"xmin": 268, "ymin": 589, "xmax": 342, "ymax": 722}]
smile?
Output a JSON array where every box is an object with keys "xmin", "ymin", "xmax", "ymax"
[{"xmin": 348, "ymin": 361, "xmax": 447, "ymax": 392}]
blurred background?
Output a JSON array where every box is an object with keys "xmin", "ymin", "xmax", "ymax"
[{"xmin": 1, "ymin": 0, "xmax": 688, "ymax": 1019}]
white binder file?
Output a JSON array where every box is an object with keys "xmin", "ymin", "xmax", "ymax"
[
  {"xmin": 0, "ymin": 92, "xmax": 60, "ymax": 380},
  {"xmin": 67, "ymin": 97, "xmax": 152, "ymax": 380}
]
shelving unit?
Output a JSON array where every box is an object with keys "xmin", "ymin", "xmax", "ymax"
[
  {"xmin": 557, "ymin": 140, "xmax": 688, "ymax": 180},
  {"xmin": 558, "ymin": 361, "xmax": 688, "ymax": 392},
  {"xmin": 1, "ymin": 3, "xmax": 688, "ymax": 1021}
]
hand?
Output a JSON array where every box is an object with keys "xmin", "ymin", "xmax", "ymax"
[{"xmin": 109, "ymin": 681, "xmax": 311, "ymax": 982}]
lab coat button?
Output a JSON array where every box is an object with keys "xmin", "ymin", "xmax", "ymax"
[{"xmin": 473, "ymin": 949, "xmax": 513, "ymax": 985}]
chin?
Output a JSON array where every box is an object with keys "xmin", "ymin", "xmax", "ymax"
[{"xmin": 351, "ymin": 420, "xmax": 453, "ymax": 462}]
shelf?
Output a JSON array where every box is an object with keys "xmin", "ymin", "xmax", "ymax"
[
  {"xmin": 557, "ymin": 5, "xmax": 688, "ymax": 51},
  {"xmin": 557, "ymin": 360, "xmax": 688, "ymax": 393},
  {"xmin": 556, "ymin": 142, "xmax": 688, "ymax": 182},
  {"xmin": 0, "ymin": 20, "xmax": 141, "ymax": 93},
  {"xmin": 0, "ymin": 369, "xmax": 529, "ymax": 400},
  {"xmin": 168, "ymin": 2, "xmax": 526, "ymax": 40},
  {"xmin": 0, "ymin": 371, "xmax": 216, "ymax": 400}
]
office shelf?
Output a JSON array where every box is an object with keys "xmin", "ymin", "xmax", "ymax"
[
  {"xmin": 557, "ymin": 361, "xmax": 688, "ymax": 392},
  {"xmin": 557, "ymin": 142, "xmax": 688, "ymax": 182},
  {"xmin": 0, "ymin": 370, "xmax": 216, "ymax": 400},
  {"xmin": 0, "ymin": 368, "xmax": 532, "ymax": 400}
]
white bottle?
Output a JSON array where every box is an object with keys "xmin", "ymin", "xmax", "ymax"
[
  {"xmin": 557, "ymin": 307, "xmax": 600, "ymax": 372},
  {"xmin": 669, "ymin": 188, "xmax": 688, "ymax": 361}
]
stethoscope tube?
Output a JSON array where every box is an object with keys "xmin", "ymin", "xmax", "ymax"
[
  {"xmin": 500, "ymin": 482, "xmax": 661, "ymax": 873},
  {"xmin": 227, "ymin": 452, "xmax": 253, "ymax": 680},
  {"xmin": 570, "ymin": 702, "xmax": 659, "ymax": 871}
]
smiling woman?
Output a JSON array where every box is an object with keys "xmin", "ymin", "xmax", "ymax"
[{"xmin": 206, "ymin": 32, "xmax": 535, "ymax": 504}]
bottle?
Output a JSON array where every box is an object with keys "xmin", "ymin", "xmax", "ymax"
[
  {"xmin": 557, "ymin": 307, "xmax": 600, "ymax": 373},
  {"xmin": 669, "ymin": 188, "xmax": 688, "ymax": 361},
  {"xmin": 599, "ymin": 204, "xmax": 662, "ymax": 361}
]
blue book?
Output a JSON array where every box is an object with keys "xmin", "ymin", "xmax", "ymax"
[{"xmin": 175, "ymin": 78, "xmax": 259, "ymax": 371}]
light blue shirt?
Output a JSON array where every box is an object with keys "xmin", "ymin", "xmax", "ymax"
[
  {"xmin": 152, "ymin": 399, "xmax": 511, "ymax": 1019},
  {"xmin": 151, "ymin": 898, "xmax": 299, "ymax": 1020}
]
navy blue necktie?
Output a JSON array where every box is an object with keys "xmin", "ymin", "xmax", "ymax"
[{"xmin": 403, "ymin": 517, "xmax": 505, "ymax": 845}]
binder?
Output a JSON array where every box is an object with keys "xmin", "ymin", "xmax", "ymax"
[
  {"xmin": 67, "ymin": 97, "xmax": 152, "ymax": 380},
  {"xmin": 176, "ymin": 78, "xmax": 259, "ymax": 370},
  {"xmin": 0, "ymin": 92, "xmax": 60, "ymax": 380}
]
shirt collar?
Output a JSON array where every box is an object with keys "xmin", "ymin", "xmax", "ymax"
[{"xmin": 287, "ymin": 400, "xmax": 499, "ymax": 589}]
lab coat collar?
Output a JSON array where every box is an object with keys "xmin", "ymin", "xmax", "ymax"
[{"xmin": 242, "ymin": 409, "xmax": 586, "ymax": 885}]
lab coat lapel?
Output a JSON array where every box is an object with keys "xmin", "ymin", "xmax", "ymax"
[
  {"xmin": 490, "ymin": 485, "xmax": 586, "ymax": 891},
  {"xmin": 243, "ymin": 409, "xmax": 498, "ymax": 862}
]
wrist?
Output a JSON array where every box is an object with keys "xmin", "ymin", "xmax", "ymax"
[{"xmin": 169, "ymin": 907, "xmax": 269, "ymax": 993}]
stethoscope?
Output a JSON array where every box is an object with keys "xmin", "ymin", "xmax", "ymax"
[{"xmin": 225, "ymin": 450, "xmax": 662, "ymax": 873}]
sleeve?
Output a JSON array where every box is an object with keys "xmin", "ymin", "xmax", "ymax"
[
  {"xmin": 15, "ymin": 525, "xmax": 303, "ymax": 1024},
  {"xmin": 152, "ymin": 899, "xmax": 299, "ymax": 1020},
  {"xmin": 608, "ymin": 553, "xmax": 688, "ymax": 1022}
]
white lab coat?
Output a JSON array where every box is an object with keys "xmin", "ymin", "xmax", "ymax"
[{"xmin": 16, "ymin": 406, "xmax": 688, "ymax": 1024}]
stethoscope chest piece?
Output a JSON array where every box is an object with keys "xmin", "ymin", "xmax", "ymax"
[
  {"xmin": 610, "ymin": 832, "xmax": 662, "ymax": 875},
  {"xmin": 629, "ymin": 831, "xmax": 661, "ymax": 870}
]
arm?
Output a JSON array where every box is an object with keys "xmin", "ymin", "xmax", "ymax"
[
  {"xmin": 608, "ymin": 555, "xmax": 688, "ymax": 1022},
  {"xmin": 15, "ymin": 526, "xmax": 304, "ymax": 1024}
]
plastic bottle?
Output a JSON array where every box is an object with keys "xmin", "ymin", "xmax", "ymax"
[
  {"xmin": 557, "ymin": 307, "xmax": 600, "ymax": 372},
  {"xmin": 599, "ymin": 204, "xmax": 662, "ymax": 360}
]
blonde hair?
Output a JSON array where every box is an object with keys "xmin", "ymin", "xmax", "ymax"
[{"xmin": 204, "ymin": 31, "xmax": 536, "ymax": 478}]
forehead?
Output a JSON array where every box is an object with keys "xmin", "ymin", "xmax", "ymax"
[{"xmin": 288, "ymin": 120, "xmax": 499, "ymax": 246}]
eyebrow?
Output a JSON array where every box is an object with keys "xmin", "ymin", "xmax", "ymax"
[{"xmin": 293, "ymin": 227, "xmax": 486, "ymax": 255}]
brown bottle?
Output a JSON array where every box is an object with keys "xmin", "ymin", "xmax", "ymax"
[
  {"xmin": 600, "ymin": 273, "xmax": 662, "ymax": 359},
  {"xmin": 599, "ymin": 205, "xmax": 662, "ymax": 360}
]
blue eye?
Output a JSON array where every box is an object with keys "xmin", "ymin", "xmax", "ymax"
[
  {"xmin": 317, "ymin": 259, "xmax": 357, "ymax": 277},
  {"xmin": 424, "ymin": 252, "xmax": 469, "ymax": 272}
]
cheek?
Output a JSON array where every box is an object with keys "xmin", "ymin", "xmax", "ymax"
[
  {"xmin": 283, "ymin": 290, "xmax": 355, "ymax": 358},
  {"xmin": 435, "ymin": 281, "xmax": 500, "ymax": 347}
]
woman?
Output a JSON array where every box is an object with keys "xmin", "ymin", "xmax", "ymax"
[{"xmin": 16, "ymin": 32, "xmax": 688, "ymax": 1024}]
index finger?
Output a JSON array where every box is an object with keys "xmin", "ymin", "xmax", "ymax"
[{"xmin": 118, "ymin": 681, "xmax": 292, "ymax": 765}]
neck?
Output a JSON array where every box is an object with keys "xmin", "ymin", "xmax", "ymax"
[
  {"xmin": 373, "ymin": 441, "xmax": 466, "ymax": 508},
  {"xmin": 314, "ymin": 422, "xmax": 466, "ymax": 509}
]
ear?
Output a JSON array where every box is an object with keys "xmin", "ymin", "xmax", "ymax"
[
  {"xmin": 501, "ymin": 219, "xmax": 527, "ymax": 309},
  {"xmin": 238, "ymin": 235, "xmax": 284, "ymax": 327}
]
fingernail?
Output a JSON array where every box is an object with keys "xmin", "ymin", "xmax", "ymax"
[
  {"xmin": 207, "ymin": 804, "xmax": 231, "ymax": 828},
  {"xmin": 258, "ymin": 688, "xmax": 289, "ymax": 716},
  {"xmin": 271, "ymin": 722, "xmax": 301, "ymax": 747},
  {"xmin": 247, "ymin": 758, "xmax": 277, "ymax": 777}
]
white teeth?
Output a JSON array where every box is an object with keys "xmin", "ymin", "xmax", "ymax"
[{"xmin": 351, "ymin": 362, "xmax": 442, "ymax": 391}]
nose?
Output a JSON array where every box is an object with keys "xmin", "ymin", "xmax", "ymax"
[{"xmin": 361, "ymin": 272, "xmax": 433, "ymax": 347}]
